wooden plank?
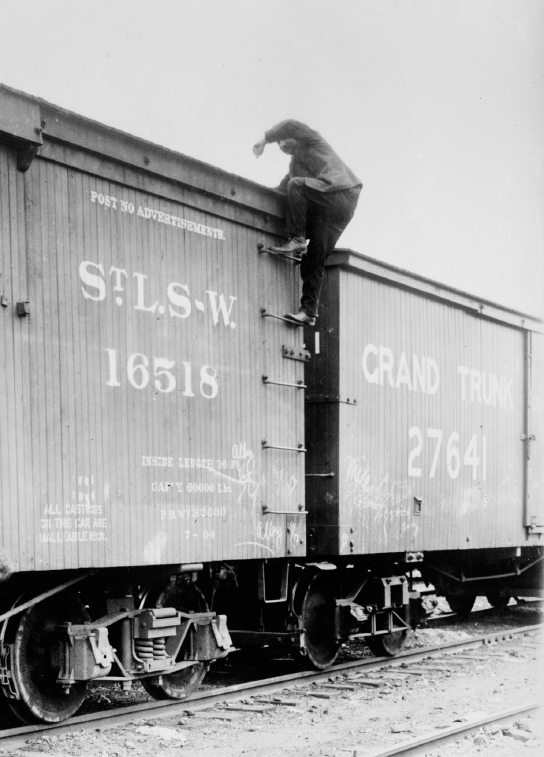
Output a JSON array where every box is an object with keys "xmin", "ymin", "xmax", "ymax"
[{"xmin": 0, "ymin": 147, "xmax": 17, "ymax": 567}]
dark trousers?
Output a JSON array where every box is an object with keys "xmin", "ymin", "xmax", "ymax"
[{"xmin": 285, "ymin": 179, "xmax": 361, "ymax": 317}]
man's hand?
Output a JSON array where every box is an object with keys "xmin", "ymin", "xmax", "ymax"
[{"xmin": 253, "ymin": 138, "xmax": 267, "ymax": 158}]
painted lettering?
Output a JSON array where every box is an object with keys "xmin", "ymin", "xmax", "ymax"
[
  {"xmin": 133, "ymin": 272, "xmax": 158, "ymax": 313},
  {"xmin": 362, "ymin": 344, "xmax": 440, "ymax": 396},
  {"xmin": 457, "ymin": 365, "xmax": 515, "ymax": 410},
  {"xmin": 206, "ymin": 290, "xmax": 237, "ymax": 328},
  {"xmin": 167, "ymin": 283, "xmax": 192, "ymax": 318},
  {"xmin": 79, "ymin": 261, "xmax": 106, "ymax": 301}
]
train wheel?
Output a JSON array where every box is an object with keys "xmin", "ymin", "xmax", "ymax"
[
  {"xmin": 298, "ymin": 571, "xmax": 340, "ymax": 670},
  {"xmin": 365, "ymin": 630, "xmax": 408, "ymax": 657},
  {"xmin": 141, "ymin": 578, "xmax": 209, "ymax": 700},
  {"xmin": 486, "ymin": 593, "xmax": 511, "ymax": 611},
  {"xmin": 445, "ymin": 594, "xmax": 476, "ymax": 616},
  {"xmin": 4, "ymin": 592, "xmax": 89, "ymax": 724}
]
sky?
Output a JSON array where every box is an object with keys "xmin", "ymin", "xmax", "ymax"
[{"xmin": 0, "ymin": 0, "xmax": 542, "ymax": 317}]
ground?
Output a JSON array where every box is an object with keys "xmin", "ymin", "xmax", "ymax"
[{"xmin": 1, "ymin": 600, "xmax": 542, "ymax": 757}]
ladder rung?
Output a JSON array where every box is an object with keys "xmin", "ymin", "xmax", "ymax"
[
  {"xmin": 262, "ymin": 375, "xmax": 306, "ymax": 389},
  {"xmin": 260, "ymin": 308, "xmax": 303, "ymax": 326},
  {"xmin": 261, "ymin": 440, "xmax": 306, "ymax": 453},
  {"xmin": 258, "ymin": 243, "xmax": 301, "ymax": 263},
  {"xmin": 262, "ymin": 505, "xmax": 308, "ymax": 515}
]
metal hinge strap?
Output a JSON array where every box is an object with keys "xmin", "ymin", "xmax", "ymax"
[{"xmin": 282, "ymin": 345, "xmax": 311, "ymax": 362}]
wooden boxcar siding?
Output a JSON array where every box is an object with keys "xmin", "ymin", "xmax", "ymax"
[
  {"xmin": 0, "ymin": 145, "xmax": 306, "ymax": 572},
  {"xmin": 307, "ymin": 264, "xmax": 537, "ymax": 555},
  {"xmin": 0, "ymin": 145, "xmax": 32, "ymax": 570},
  {"xmin": 527, "ymin": 330, "xmax": 544, "ymax": 529}
]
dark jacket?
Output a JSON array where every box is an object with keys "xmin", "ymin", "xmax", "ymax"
[{"xmin": 264, "ymin": 120, "xmax": 362, "ymax": 193}]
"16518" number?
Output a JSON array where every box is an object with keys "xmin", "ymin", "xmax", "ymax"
[{"xmin": 105, "ymin": 348, "xmax": 218, "ymax": 398}]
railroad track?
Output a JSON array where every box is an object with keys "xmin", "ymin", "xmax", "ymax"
[
  {"xmin": 0, "ymin": 620, "xmax": 541, "ymax": 751},
  {"xmin": 352, "ymin": 702, "xmax": 541, "ymax": 756}
]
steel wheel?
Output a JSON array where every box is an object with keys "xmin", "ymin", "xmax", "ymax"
[
  {"xmin": 5, "ymin": 592, "xmax": 89, "ymax": 724},
  {"xmin": 445, "ymin": 594, "xmax": 476, "ymax": 617},
  {"xmin": 141, "ymin": 578, "xmax": 209, "ymax": 700},
  {"xmin": 486, "ymin": 593, "xmax": 511, "ymax": 611},
  {"xmin": 366, "ymin": 630, "xmax": 408, "ymax": 657},
  {"xmin": 298, "ymin": 571, "xmax": 340, "ymax": 670}
]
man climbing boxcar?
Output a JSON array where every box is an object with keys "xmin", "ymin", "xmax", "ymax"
[{"xmin": 253, "ymin": 120, "xmax": 362, "ymax": 325}]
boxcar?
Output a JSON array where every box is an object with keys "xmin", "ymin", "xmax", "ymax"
[
  {"xmin": 0, "ymin": 84, "xmax": 307, "ymax": 722},
  {"xmin": 304, "ymin": 250, "xmax": 543, "ymax": 615},
  {"xmin": 0, "ymin": 85, "xmax": 542, "ymax": 724}
]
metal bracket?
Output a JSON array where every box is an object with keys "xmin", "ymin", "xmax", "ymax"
[
  {"xmin": 262, "ymin": 375, "xmax": 306, "ymax": 389},
  {"xmin": 257, "ymin": 561, "xmax": 290, "ymax": 603},
  {"xmin": 17, "ymin": 143, "xmax": 40, "ymax": 172},
  {"xmin": 405, "ymin": 551, "xmax": 424, "ymax": 563},
  {"xmin": 0, "ymin": 644, "xmax": 19, "ymax": 699},
  {"xmin": 306, "ymin": 395, "xmax": 358, "ymax": 405},
  {"xmin": 262, "ymin": 440, "xmax": 306, "ymax": 453},
  {"xmin": 283, "ymin": 345, "xmax": 311, "ymax": 363}
]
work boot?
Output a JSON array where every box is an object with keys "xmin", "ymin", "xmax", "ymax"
[
  {"xmin": 270, "ymin": 236, "xmax": 307, "ymax": 256},
  {"xmin": 284, "ymin": 310, "xmax": 316, "ymax": 326}
]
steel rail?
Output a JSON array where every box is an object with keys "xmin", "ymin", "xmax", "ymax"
[
  {"xmin": 0, "ymin": 621, "xmax": 540, "ymax": 748},
  {"xmin": 358, "ymin": 702, "xmax": 541, "ymax": 757}
]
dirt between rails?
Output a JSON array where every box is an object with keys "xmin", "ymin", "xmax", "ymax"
[{"xmin": 1, "ymin": 599, "xmax": 543, "ymax": 757}]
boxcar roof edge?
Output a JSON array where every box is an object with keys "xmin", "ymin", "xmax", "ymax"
[
  {"xmin": 328, "ymin": 249, "xmax": 543, "ymax": 333},
  {"xmin": 1, "ymin": 83, "xmax": 540, "ymax": 331},
  {"xmin": 0, "ymin": 83, "xmax": 284, "ymax": 224}
]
